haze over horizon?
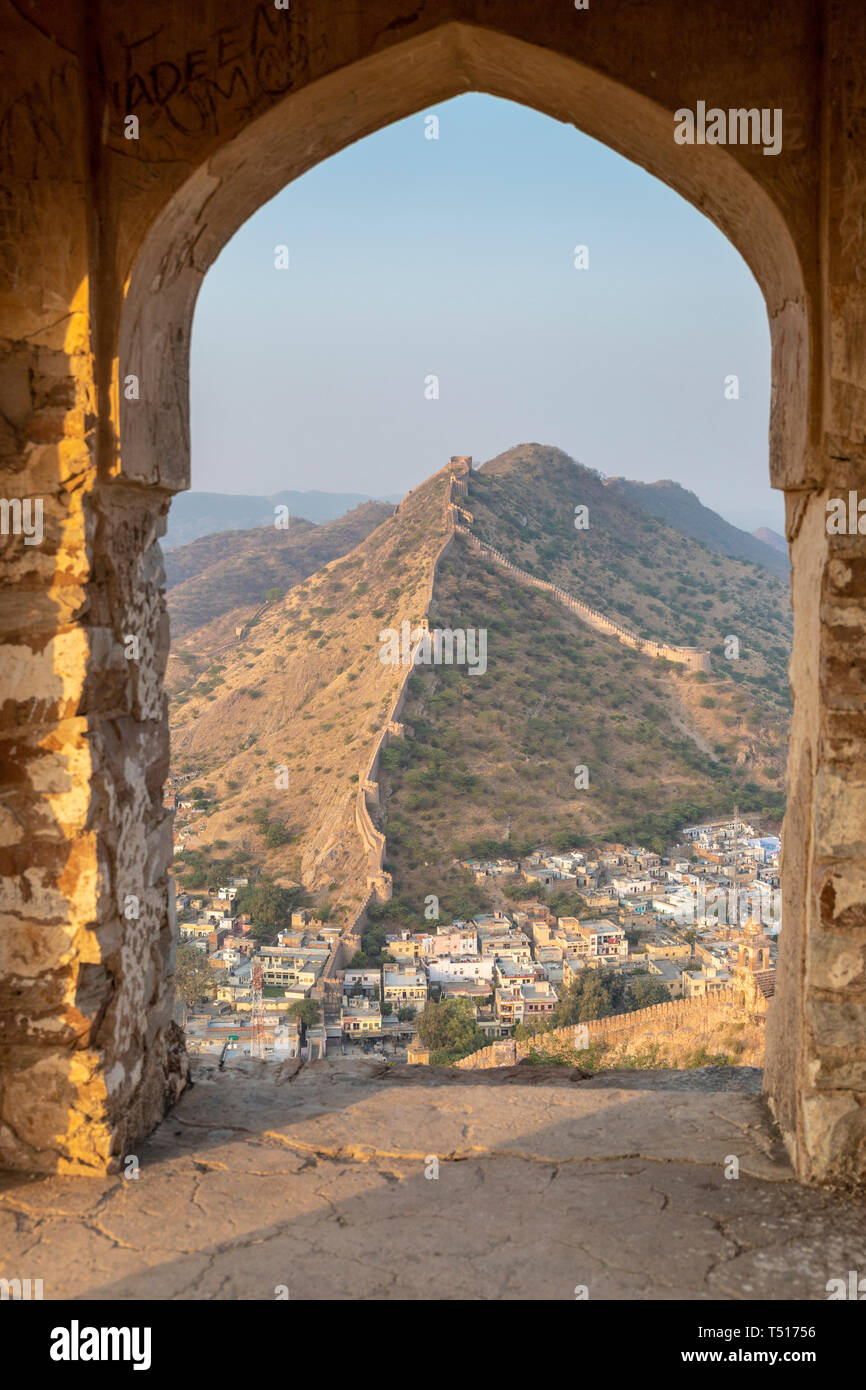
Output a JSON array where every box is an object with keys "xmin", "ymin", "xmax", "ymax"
[{"xmin": 191, "ymin": 94, "xmax": 781, "ymax": 534}]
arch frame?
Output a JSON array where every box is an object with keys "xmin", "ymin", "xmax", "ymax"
[
  {"xmin": 113, "ymin": 23, "xmax": 827, "ymax": 1181},
  {"xmin": 6, "ymin": 1, "xmax": 865, "ymax": 1188},
  {"xmin": 117, "ymin": 23, "xmax": 814, "ymax": 498}
]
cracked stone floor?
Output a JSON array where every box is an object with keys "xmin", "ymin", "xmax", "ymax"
[{"xmin": 2, "ymin": 1059, "xmax": 866, "ymax": 1300}]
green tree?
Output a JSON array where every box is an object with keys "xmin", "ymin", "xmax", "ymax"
[
  {"xmin": 416, "ymin": 998, "xmax": 484, "ymax": 1062},
  {"xmin": 551, "ymin": 969, "xmax": 627, "ymax": 1026},
  {"xmin": 627, "ymin": 976, "xmax": 671, "ymax": 1010},
  {"xmin": 545, "ymin": 889, "xmax": 589, "ymax": 918},
  {"xmin": 288, "ymin": 999, "xmax": 321, "ymax": 1027},
  {"xmin": 503, "ymin": 880, "xmax": 541, "ymax": 902},
  {"xmin": 550, "ymin": 829, "xmax": 591, "ymax": 852},
  {"xmin": 234, "ymin": 879, "xmax": 301, "ymax": 939},
  {"xmin": 175, "ymin": 946, "xmax": 215, "ymax": 1019},
  {"xmin": 264, "ymin": 822, "xmax": 291, "ymax": 849}
]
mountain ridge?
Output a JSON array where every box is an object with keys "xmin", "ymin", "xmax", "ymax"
[
  {"xmin": 165, "ymin": 487, "xmax": 401, "ymax": 549},
  {"xmin": 374, "ymin": 447, "xmax": 790, "ymax": 911},
  {"xmin": 605, "ymin": 475, "xmax": 789, "ymax": 579},
  {"xmin": 167, "ymin": 445, "xmax": 792, "ymax": 936}
]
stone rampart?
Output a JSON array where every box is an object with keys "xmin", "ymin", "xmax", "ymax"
[
  {"xmin": 455, "ymin": 526, "xmax": 711, "ymax": 673},
  {"xmin": 353, "ymin": 463, "xmax": 470, "ymax": 903},
  {"xmin": 455, "ymin": 988, "xmax": 765, "ymax": 1069}
]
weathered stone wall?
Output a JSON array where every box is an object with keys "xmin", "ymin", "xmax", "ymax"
[
  {"xmin": 1, "ymin": 0, "xmax": 865, "ymax": 1184},
  {"xmin": 355, "ymin": 463, "xmax": 468, "ymax": 896},
  {"xmin": 456, "ymin": 989, "xmax": 765, "ymax": 1070}
]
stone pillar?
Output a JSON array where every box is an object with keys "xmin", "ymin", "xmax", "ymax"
[
  {"xmin": 0, "ymin": 13, "xmax": 187, "ymax": 1174},
  {"xmin": 765, "ymin": 0, "xmax": 866, "ymax": 1186},
  {"xmin": 0, "ymin": 366, "xmax": 188, "ymax": 1176}
]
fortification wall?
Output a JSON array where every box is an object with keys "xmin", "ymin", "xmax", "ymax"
[
  {"xmin": 349, "ymin": 460, "xmax": 708, "ymax": 958},
  {"xmin": 455, "ymin": 987, "xmax": 765, "ymax": 1069},
  {"xmin": 354, "ymin": 462, "xmax": 709, "ymax": 914},
  {"xmin": 455, "ymin": 526, "xmax": 711, "ymax": 673},
  {"xmin": 352, "ymin": 464, "xmax": 470, "ymax": 904}
]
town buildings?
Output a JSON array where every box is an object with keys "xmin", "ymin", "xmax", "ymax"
[{"xmin": 180, "ymin": 816, "xmax": 779, "ymax": 1065}]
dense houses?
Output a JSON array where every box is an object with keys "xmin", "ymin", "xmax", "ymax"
[
  {"xmin": 179, "ymin": 814, "xmax": 780, "ymax": 1066},
  {"xmin": 332, "ymin": 815, "xmax": 780, "ymax": 1049},
  {"xmin": 179, "ymin": 892, "xmax": 339, "ymax": 1061}
]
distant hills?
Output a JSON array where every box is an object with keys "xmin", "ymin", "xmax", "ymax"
[
  {"xmin": 164, "ymin": 488, "xmax": 401, "ymax": 550},
  {"xmin": 607, "ymin": 476, "xmax": 789, "ymax": 580},
  {"xmin": 166, "ymin": 478, "xmax": 789, "ymax": 577},
  {"xmin": 167, "ymin": 444, "xmax": 792, "ymax": 922},
  {"xmin": 752, "ymin": 526, "xmax": 788, "ymax": 555},
  {"xmin": 165, "ymin": 501, "xmax": 394, "ymax": 640}
]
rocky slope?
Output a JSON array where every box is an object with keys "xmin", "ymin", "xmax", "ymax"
[
  {"xmin": 166, "ymin": 501, "xmax": 394, "ymax": 641},
  {"xmin": 167, "ymin": 468, "xmax": 453, "ymax": 917},
  {"xmin": 603, "ymin": 475, "xmax": 789, "ymax": 579},
  {"xmin": 167, "ymin": 445, "xmax": 792, "ymax": 928},
  {"xmin": 468, "ymin": 446, "xmax": 792, "ymax": 712}
]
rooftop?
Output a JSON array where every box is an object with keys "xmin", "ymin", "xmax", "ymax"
[{"xmin": 3, "ymin": 1060, "xmax": 865, "ymax": 1300}]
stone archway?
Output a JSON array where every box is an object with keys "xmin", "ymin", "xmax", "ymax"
[
  {"xmin": 2, "ymin": 2, "xmax": 864, "ymax": 1187},
  {"xmin": 119, "ymin": 24, "xmax": 811, "ymax": 496}
]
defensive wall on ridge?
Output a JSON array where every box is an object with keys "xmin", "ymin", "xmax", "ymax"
[
  {"xmin": 352, "ymin": 459, "xmax": 472, "ymax": 906},
  {"xmin": 454, "ymin": 526, "xmax": 712, "ymax": 673},
  {"xmin": 352, "ymin": 454, "xmax": 709, "ymax": 935}
]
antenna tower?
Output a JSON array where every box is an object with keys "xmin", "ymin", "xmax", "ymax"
[{"xmin": 249, "ymin": 960, "xmax": 267, "ymax": 1060}]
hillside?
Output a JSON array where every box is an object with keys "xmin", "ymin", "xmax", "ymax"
[
  {"xmin": 165, "ymin": 501, "xmax": 393, "ymax": 640},
  {"xmin": 166, "ymin": 444, "xmax": 792, "ymax": 934},
  {"xmin": 165, "ymin": 487, "xmax": 400, "ymax": 549},
  {"xmin": 606, "ymin": 475, "xmax": 790, "ymax": 580},
  {"xmin": 468, "ymin": 446, "xmax": 792, "ymax": 712},
  {"xmin": 377, "ymin": 467, "xmax": 790, "ymax": 911},
  {"xmin": 166, "ymin": 467, "xmax": 453, "ymax": 918}
]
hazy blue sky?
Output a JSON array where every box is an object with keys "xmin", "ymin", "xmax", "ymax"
[{"xmin": 191, "ymin": 93, "xmax": 780, "ymax": 533}]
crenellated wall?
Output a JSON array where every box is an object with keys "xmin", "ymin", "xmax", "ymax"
[
  {"xmin": 353, "ymin": 462, "xmax": 471, "ymax": 899},
  {"xmin": 454, "ymin": 987, "xmax": 764, "ymax": 1069},
  {"xmin": 455, "ymin": 526, "xmax": 712, "ymax": 673}
]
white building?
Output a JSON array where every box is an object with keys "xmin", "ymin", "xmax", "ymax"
[
  {"xmin": 382, "ymin": 966, "xmax": 427, "ymax": 1008},
  {"xmin": 611, "ymin": 876, "xmax": 654, "ymax": 897},
  {"xmin": 427, "ymin": 955, "xmax": 494, "ymax": 985},
  {"xmin": 418, "ymin": 925, "xmax": 478, "ymax": 957},
  {"xmin": 343, "ymin": 968, "xmax": 380, "ymax": 992}
]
